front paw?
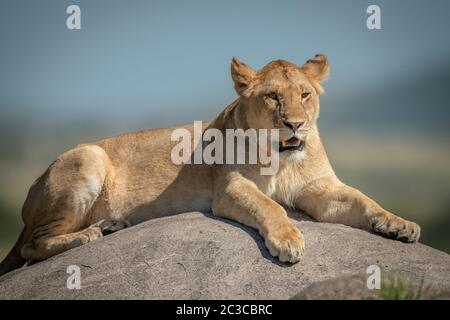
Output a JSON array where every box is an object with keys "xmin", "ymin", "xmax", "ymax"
[
  {"xmin": 371, "ymin": 215, "xmax": 421, "ymax": 243},
  {"xmin": 265, "ymin": 223, "xmax": 305, "ymax": 263}
]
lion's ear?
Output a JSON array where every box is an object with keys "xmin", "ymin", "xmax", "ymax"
[
  {"xmin": 300, "ymin": 54, "xmax": 329, "ymax": 94},
  {"xmin": 231, "ymin": 57, "xmax": 256, "ymax": 96}
]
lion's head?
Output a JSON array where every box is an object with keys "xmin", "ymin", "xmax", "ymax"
[{"xmin": 230, "ymin": 54, "xmax": 329, "ymax": 159}]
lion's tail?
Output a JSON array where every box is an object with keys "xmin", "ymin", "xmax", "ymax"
[{"xmin": 0, "ymin": 227, "xmax": 29, "ymax": 277}]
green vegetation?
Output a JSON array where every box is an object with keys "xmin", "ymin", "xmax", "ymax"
[{"xmin": 378, "ymin": 278, "xmax": 424, "ymax": 300}]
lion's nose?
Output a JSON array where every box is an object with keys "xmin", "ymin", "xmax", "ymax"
[{"xmin": 283, "ymin": 120, "xmax": 305, "ymax": 131}]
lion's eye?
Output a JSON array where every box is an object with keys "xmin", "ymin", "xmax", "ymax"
[
  {"xmin": 267, "ymin": 92, "xmax": 279, "ymax": 101},
  {"xmin": 301, "ymin": 92, "xmax": 311, "ymax": 100}
]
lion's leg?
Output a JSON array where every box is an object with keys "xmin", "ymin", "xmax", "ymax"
[
  {"xmin": 20, "ymin": 145, "xmax": 118, "ymax": 261},
  {"xmin": 22, "ymin": 220, "xmax": 128, "ymax": 261},
  {"xmin": 21, "ymin": 224, "xmax": 103, "ymax": 260},
  {"xmin": 296, "ymin": 176, "xmax": 420, "ymax": 242},
  {"xmin": 212, "ymin": 172, "xmax": 305, "ymax": 263}
]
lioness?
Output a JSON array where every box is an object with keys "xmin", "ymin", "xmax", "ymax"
[{"xmin": 0, "ymin": 54, "xmax": 420, "ymax": 276}]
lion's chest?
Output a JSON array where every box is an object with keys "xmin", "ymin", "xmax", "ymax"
[{"xmin": 264, "ymin": 165, "xmax": 306, "ymax": 208}]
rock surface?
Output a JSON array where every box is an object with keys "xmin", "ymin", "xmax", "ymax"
[
  {"xmin": 291, "ymin": 274, "xmax": 450, "ymax": 300},
  {"xmin": 0, "ymin": 212, "xmax": 449, "ymax": 299}
]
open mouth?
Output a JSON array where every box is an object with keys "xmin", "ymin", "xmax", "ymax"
[{"xmin": 279, "ymin": 136, "xmax": 305, "ymax": 152}]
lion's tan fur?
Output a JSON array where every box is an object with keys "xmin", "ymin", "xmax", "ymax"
[{"xmin": 0, "ymin": 54, "xmax": 420, "ymax": 275}]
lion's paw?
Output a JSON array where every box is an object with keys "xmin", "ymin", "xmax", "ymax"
[
  {"xmin": 371, "ymin": 215, "xmax": 421, "ymax": 243},
  {"xmin": 265, "ymin": 224, "xmax": 305, "ymax": 263}
]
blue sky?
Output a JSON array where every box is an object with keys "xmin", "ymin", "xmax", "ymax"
[{"xmin": 1, "ymin": 0, "xmax": 450, "ymax": 127}]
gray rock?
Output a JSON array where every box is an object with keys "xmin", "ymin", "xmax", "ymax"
[
  {"xmin": 291, "ymin": 274, "xmax": 380, "ymax": 300},
  {"xmin": 0, "ymin": 212, "xmax": 449, "ymax": 299},
  {"xmin": 290, "ymin": 274, "xmax": 448, "ymax": 300}
]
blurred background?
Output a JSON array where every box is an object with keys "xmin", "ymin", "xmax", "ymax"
[{"xmin": 1, "ymin": 0, "xmax": 449, "ymax": 259}]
